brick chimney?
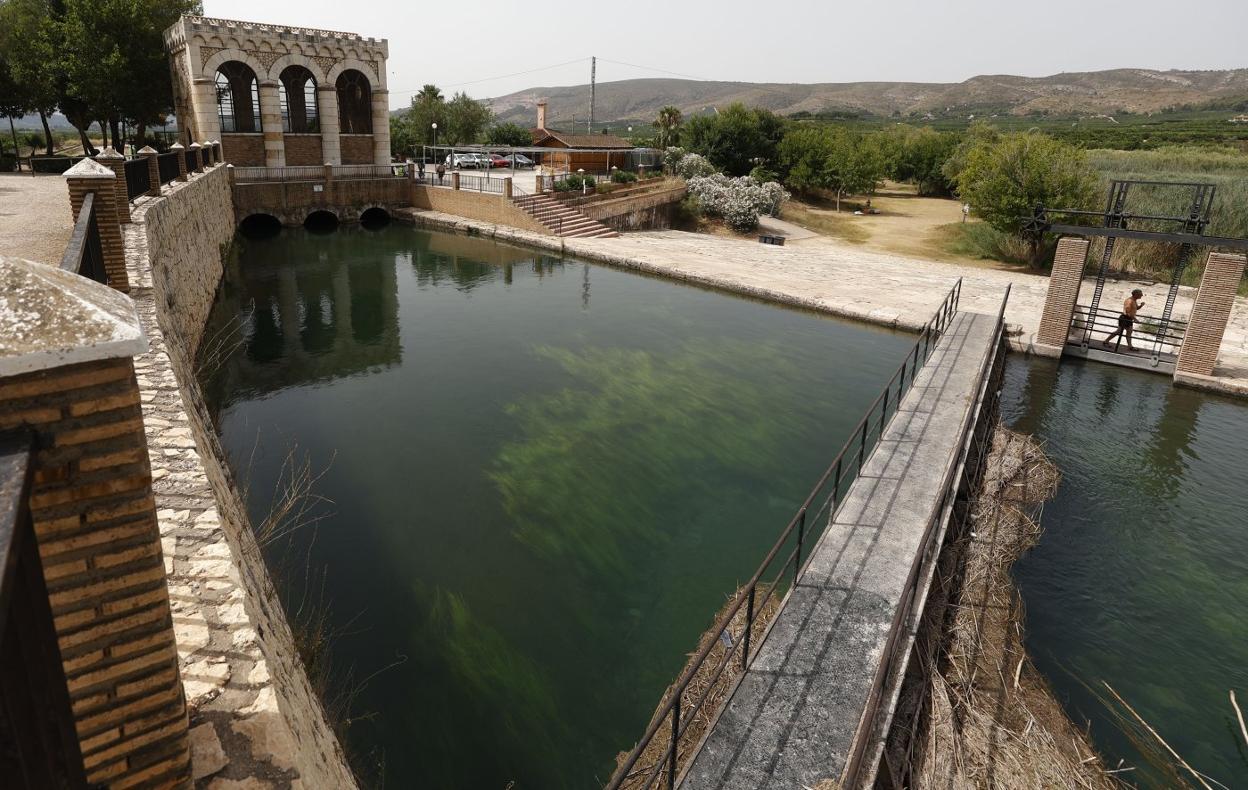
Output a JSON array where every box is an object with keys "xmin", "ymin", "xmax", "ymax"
[{"xmin": 537, "ymin": 99, "xmax": 548, "ymax": 131}]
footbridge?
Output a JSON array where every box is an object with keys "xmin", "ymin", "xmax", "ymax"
[{"xmin": 609, "ymin": 281, "xmax": 1011, "ymax": 790}]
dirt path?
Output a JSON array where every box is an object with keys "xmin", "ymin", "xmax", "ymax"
[{"xmin": 0, "ymin": 173, "xmax": 74, "ymax": 265}]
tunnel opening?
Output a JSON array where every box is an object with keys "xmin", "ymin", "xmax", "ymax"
[
  {"xmin": 360, "ymin": 206, "xmax": 390, "ymax": 230},
  {"xmin": 304, "ymin": 210, "xmax": 340, "ymax": 234},
  {"xmin": 239, "ymin": 213, "xmax": 282, "ymax": 239}
]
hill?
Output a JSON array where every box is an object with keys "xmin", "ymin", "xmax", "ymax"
[{"xmin": 484, "ymin": 68, "xmax": 1248, "ymax": 128}]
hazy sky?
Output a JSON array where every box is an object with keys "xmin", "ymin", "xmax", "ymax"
[{"xmin": 203, "ymin": 0, "xmax": 1248, "ymax": 110}]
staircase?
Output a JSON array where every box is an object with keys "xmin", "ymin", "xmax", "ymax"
[{"xmin": 512, "ymin": 193, "xmax": 618, "ymax": 238}]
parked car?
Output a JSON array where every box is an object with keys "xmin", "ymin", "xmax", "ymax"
[
  {"xmin": 488, "ymin": 154, "xmax": 509, "ymax": 168},
  {"xmin": 503, "ymin": 153, "xmax": 535, "ymax": 168},
  {"xmin": 445, "ymin": 153, "xmax": 478, "ymax": 169}
]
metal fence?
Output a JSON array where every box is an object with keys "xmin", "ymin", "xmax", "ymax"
[
  {"xmin": 0, "ymin": 433, "xmax": 88, "ymax": 789},
  {"xmin": 456, "ymin": 173, "xmax": 507, "ymax": 194},
  {"xmin": 1072, "ymin": 303, "xmax": 1187, "ymax": 358},
  {"xmin": 606, "ymin": 279, "xmax": 968, "ymax": 790},
  {"xmin": 123, "ymin": 158, "xmax": 151, "ymax": 201},
  {"xmin": 59, "ymin": 192, "xmax": 107, "ymax": 286},
  {"xmin": 233, "ymin": 165, "xmax": 326, "ymax": 183},
  {"xmin": 335, "ymin": 163, "xmax": 401, "ymax": 179},
  {"xmin": 156, "ymin": 152, "xmax": 181, "ymax": 186},
  {"xmin": 184, "ymin": 149, "xmax": 197, "ymax": 174}
]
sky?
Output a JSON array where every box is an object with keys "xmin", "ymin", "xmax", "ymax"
[{"xmin": 201, "ymin": 0, "xmax": 1248, "ymax": 110}]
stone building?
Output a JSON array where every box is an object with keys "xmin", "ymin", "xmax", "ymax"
[{"xmin": 164, "ymin": 15, "xmax": 391, "ymax": 167}]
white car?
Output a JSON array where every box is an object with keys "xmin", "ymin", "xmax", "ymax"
[{"xmin": 445, "ymin": 153, "xmax": 478, "ymax": 169}]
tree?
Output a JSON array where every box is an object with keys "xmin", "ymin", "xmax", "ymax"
[
  {"xmin": 0, "ymin": 49, "xmax": 30, "ymax": 162},
  {"xmin": 487, "ymin": 122, "xmax": 532, "ymax": 147},
  {"xmin": 683, "ymin": 103, "xmax": 787, "ymax": 176},
  {"xmin": 402, "ymin": 84, "xmax": 447, "ymax": 148},
  {"xmin": 443, "ymin": 91, "xmax": 492, "ymax": 145},
  {"xmin": 875, "ymin": 125, "xmax": 958, "ymax": 196},
  {"xmin": 390, "ymin": 113, "xmax": 415, "ymax": 157},
  {"xmin": 956, "ymin": 131, "xmax": 1098, "ymax": 266},
  {"xmin": 942, "ymin": 121, "xmax": 1000, "ymax": 190},
  {"xmin": 825, "ymin": 130, "xmax": 883, "ymax": 211},
  {"xmin": 0, "ymin": 0, "xmax": 60, "ymax": 154},
  {"xmin": 777, "ymin": 125, "xmax": 882, "ymax": 210},
  {"xmin": 653, "ymin": 105, "xmax": 682, "ymax": 149}
]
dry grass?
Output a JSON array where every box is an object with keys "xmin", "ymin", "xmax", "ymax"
[
  {"xmin": 612, "ymin": 584, "xmax": 782, "ymax": 789},
  {"xmin": 781, "ymin": 200, "xmax": 871, "ymax": 244},
  {"xmin": 900, "ymin": 428, "xmax": 1118, "ymax": 789}
]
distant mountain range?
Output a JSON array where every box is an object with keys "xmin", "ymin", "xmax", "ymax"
[{"xmin": 485, "ymin": 68, "xmax": 1248, "ymax": 128}]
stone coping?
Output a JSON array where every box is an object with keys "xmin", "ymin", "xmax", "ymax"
[{"xmin": 0, "ymin": 256, "xmax": 147, "ymax": 377}]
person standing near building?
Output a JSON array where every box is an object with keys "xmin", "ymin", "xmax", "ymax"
[{"xmin": 1103, "ymin": 289, "xmax": 1145, "ymax": 351}]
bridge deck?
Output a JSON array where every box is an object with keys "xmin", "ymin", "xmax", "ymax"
[{"xmin": 682, "ymin": 310, "xmax": 1000, "ymax": 790}]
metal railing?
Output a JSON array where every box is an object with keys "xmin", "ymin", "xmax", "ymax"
[
  {"xmin": 456, "ymin": 173, "xmax": 507, "ymax": 194},
  {"xmin": 123, "ymin": 157, "xmax": 151, "ymax": 201},
  {"xmin": 335, "ymin": 163, "xmax": 402, "ymax": 179},
  {"xmin": 233, "ymin": 165, "xmax": 326, "ymax": 183},
  {"xmin": 606, "ymin": 279, "xmax": 965, "ymax": 790},
  {"xmin": 1071, "ymin": 303, "xmax": 1187, "ymax": 358},
  {"xmin": 156, "ymin": 151, "xmax": 181, "ymax": 185},
  {"xmin": 184, "ymin": 149, "xmax": 198, "ymax": 173},
  {"xmin": 59, "ymin": 192, "xmax": 107, "ymax": 285},
  {"xmin": 0, "ymin": 432, "xmax": 88, "ymax": 789}
]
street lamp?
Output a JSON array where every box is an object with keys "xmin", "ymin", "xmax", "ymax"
[
  {"xmin": 431, "ymin": 122, "xmax": 438, "ymax": 163},
  {"xmin": 578, "ymin": 167, "xmax": 587, "ymax": 195}
]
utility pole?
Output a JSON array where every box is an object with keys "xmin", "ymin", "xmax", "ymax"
[{"xmin": 589, "ymin": 56, "xmax": 596, "ymax": 135}]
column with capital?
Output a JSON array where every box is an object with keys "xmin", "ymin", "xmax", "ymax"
[
  {"xmin": 258, "ymin": 79, "xmax": 286, "ymax": 167},
  {"xmin": 371, "ymin": 89, "xmax": 391, "ymax": 166},
  {"xmin": 318, "ymin": 84, "xmax": 342, "ymax": 166}
]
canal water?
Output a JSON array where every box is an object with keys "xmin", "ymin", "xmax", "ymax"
[
  {"xmin": 1003, "ymin": 357, "xmax": 1248, "ymax": 786},
  {"xmin": 199, "ymin": 223, "xmax": 912, "ymax": 787}
]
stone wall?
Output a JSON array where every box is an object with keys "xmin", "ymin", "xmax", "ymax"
[
  {"xmin": 581, "ymin": 183, "xmax": 687, "ymax": 232},
  {"xmin": 232, "ymin": 177, "xmax": 409, "ymax": 226},
  {"xmin": 134, "ymin": 167, "xmax": 358, "ymax": 788},
  {"xmin": 340, "ymin": 135, "xmax": 374, "ymax": 165},
  {"xmin": 411, "ymin": 185, "xmax": 548, "ymax": 234},
  {"xmin": 282, "ymin": 135, "xmax": 323, "ymax": 167},
  {"xmin": 221, "ymin": 134, "xmax": 265, "ymax": 167}
]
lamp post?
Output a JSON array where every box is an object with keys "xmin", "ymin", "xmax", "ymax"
[
  {"xmin": 431, "ymin": 122, "xmax": 438, "ymax": 163},
  {"xmin": 578, "ymin": 167, "xmax": 586, "ymax": 195}
]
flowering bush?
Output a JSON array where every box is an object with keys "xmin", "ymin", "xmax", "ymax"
[
  {"xmin": 686, "ymin": 173, "xmax": 790, "ymax": 232},
  {"xmin": 664, "ymin": 147, "xmax": 716, "ymax": 179}
]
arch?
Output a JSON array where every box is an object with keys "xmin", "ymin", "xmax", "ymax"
[
  {"xmin": 303, "ymin": 209, "xmax": 340, "ymax": 232},
  {"xmin": 335, "ymin": 69, "xmax": 373, "ymax": 135},
  {"xmin": 324, "ymin": 58, "xmax": 379, "ymax": 87},
  {"xmin": 202, "ymin": 47, "xmax": 266, "ymax": 82},
  {"xmin": 239, "ymin": 213, "xmax": 281, "ymax": 237},
  {"xmin": 266, "ymin": 52, "xmax": 326, "ymax": 84},
  {"xmin": 215, "ymin": 61, "xmax": 262, "ymax": 133},
  {"xmin": 359, "ymin": 206, "xmax": 390, "ymax": 228},
  {"xmin": 278, "ymin": 65, "xmax": 319, "ymax": 133}
]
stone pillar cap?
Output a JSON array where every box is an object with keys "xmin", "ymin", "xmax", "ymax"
[
  {"xmin": 0, "ymin": 257, "xmax": 147, "ymax": 376},
  {"xmin": 188, "ymin": 142, "xmax": 201, "ymax": 149},
  {"xmin": 210, "ymin": 140, "xmax": 220, "ymax": 145},
  {"xmin": 95, "ymin": 146, "xmax": 124, "ymax": 160},
  {"xmin": 63, "ymin": 158, "xmax": 117, "ymax": 179},
  {"xmin": 170, "ymin": 142, "xmax": 185, "ymax": 150},
  {"xmin": 138, "ymin": 145, "xmax": 159, "ymax": 154}
]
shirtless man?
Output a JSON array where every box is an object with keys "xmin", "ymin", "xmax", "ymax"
[{"xmin": 1103, "ymin": 289, "xmax": 1145, "ymax": 350}]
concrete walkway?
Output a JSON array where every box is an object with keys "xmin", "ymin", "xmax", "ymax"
[
  {"xmin": 682, "ymin": 310, "xmax": 1000, "ymax": 790},
  {"xmin": 0, "ymin": 173, "xmax": 74, "ymax": 265}
]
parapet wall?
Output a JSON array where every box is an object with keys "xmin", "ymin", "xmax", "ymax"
[
  {"xmin": 135, "ymin": 168, "xmax": 358, "ymax": 788},
  {"xmin": 411, "ymin": 185, "xmax": 549, "ymax": 234}
]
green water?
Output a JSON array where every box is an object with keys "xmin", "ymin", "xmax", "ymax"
[
  {"xmin": 199, "ymin": 223, "xmax": 911, "ymax": 787},
  {"xmin": 1004, "ymin": 357, "xmax": 1248, "ymax": 786}
]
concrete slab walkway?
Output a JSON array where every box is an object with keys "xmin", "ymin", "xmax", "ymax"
[{"xmin": 682, "ymin": 310, "xmax": 1000, "ymax": 790}]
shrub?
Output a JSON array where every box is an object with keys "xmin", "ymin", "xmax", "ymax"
[
  {"xmin": 610, "ymin": 169, "xmax": 638, "ymax": 184},
  {"xmin": 686, "ymin": 173, "xmax": 790, "ymax": 232},
  {"xmin": 749, "ymin": 165, "xmax": 779, "ymax": 184}
]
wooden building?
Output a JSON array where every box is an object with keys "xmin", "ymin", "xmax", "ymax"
[{"xmin": 530, "ymin": 99, "xmax": 632, "ymax": 174}]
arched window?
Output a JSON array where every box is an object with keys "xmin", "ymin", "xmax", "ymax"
[
  {"xmin": 215, "ymin": 62, "xmax": 261, "ymax": 133},
  {"xmin": 336, "ymin": 69, "xmax": 372, "ymax": 134},
  {"xmin": 279, "ymin": 66, "xmax": 319, "ymax": 133}
]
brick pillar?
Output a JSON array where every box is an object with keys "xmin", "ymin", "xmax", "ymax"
[
  {"xmin": 93, "ymin": 147, "xmax": 131, "ymax": 225},
  {"xmin": 201, "ymin": 141, "xmax": 215, "ymax": 167},
  {"xmin": 451, "ymin": 171, "xmax": 460, "ymax": 190},
  {"xmin": 64, "ymin": 158, "xmax": 130, "ymax": 293},
  {"xmin": 0, "ymin": 256, "xmax": 190, "ymax": 788},
  {"xmin": 187, "ymin": 142, "xmax": 202, "ymax": 174},
  {"xmin": 503, "ymin": 177, "xmax": 513, "ymax": 199},
  {"xmin": 1175, "ymin": 251, "xmax": 1248, "ymax": 378},
  {"xmin": 323, "ymin": 163, "xmax": 334, "ymax": 204},
  {"xmin": 226, "ymin": 163, "xmax": 235, "ymax": 188},
  {"xmin": 1033, "ymin": 236, "xmax": 1090, "ymax": 357},
  {"xmin": 212, "ymin": 140, "xmax": 223, "ymax": 164},
  {"xmin": 169, "ymin": 143, "xmax": 186, "ymax": 182},
  {"xmin": 138, "ymin": 146, "xmax": 161, "ymax": 197}
]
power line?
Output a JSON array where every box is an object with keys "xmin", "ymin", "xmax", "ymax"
[{"xmin": 390, "ymin": 57, "xmax": 590, "ymax": 96}]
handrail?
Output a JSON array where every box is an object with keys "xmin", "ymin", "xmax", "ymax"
[
  {"xmin": 606, "ymin": 278, "xmax": 965, "ymax": 790},
  {"xmin": 58, "ymin": 192, "xmax": 107, "ymax": 285}
]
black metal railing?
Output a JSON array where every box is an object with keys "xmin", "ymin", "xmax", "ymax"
[
  {"xmin": 184, "ymin": 149, "xmax": 197, "ymax": 174},
  {"xmin": 455, "ymin": 173, "xmax": 507, "ymax": 194},
  {"xmin": 606, "ymin": 279, "xmax": 966, "ymax": 790},
  {"xmin": 59, "ymin": 192, "xmax": 107, "ymax": 285},
  {"xmin": 1071, "ymin": 303, "xmax": 1187, "ymax": 358},
  {"xmin": 123, "ymin": 157, "xmax": 151, "ymax": 201},
  {"xmin": 156, "ymin": 151, "xmax": 180, "ymax": 185},
  {"xmin": 0, "ymin": 433, "xmax": 88, "ymax": 789}
]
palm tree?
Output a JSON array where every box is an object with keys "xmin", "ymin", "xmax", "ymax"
[
  {"xmin": 416, "ymin": 84, "xmax": 443, "ymax": 104},
  {"xmin": 654, "ymin": 105, "xmax": 682, "ymax": 149}
]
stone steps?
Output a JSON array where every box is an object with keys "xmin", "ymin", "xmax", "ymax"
[{"xmin": 512, "ymin": 195, "xmax": 619, "ymax": 239}]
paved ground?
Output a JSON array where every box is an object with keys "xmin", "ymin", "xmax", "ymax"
[
  {"xmin": 0, "ymin": 173, "xmax": 74, "ymax": 265},
  {"xmin": 684, "ymin": 311, "xmax": 999, "ymax": 789}
]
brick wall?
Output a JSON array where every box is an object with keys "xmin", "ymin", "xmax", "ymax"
[
  {"xmin": 1035, "ymin": 237, "xmax": 1090, "ymax": 354},
  {"xmin": 221, "ymin": 134, "xmax": 265, "ymax": 167},
  {"xmin": 412, "ymin": 185, "xmax": 548, "ymax": 234},
  {"xmin": 67, "ymin": 174, "xmax": 129, "ymax": 292},
  {"xmin": 283, "ymin": 134, "xmax": 324, "ymax": 166},
  {"xmin": 1175, "ymin": 251, "xmax": 1248, "ymax": 377},
  {"xmin": 0, "ymin": 357, "xmax": 189, "ymax": 787},
  {"xmin": 340, "ymin": 134, "xmax": 374, "ymax": 165}
]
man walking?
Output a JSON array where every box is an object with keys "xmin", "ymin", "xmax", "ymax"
[{"xmin": 1103, "ymin": 289, "xmax": 1145, "ymax": 351}]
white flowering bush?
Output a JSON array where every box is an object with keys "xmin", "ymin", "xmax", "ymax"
[
  {"xmin": 664, "ymin": 147, "xmax": 716, "ymax": 179},
  {"xmin": 686, "ymin": 173, "xmax": 790, "ymax": 232}
]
